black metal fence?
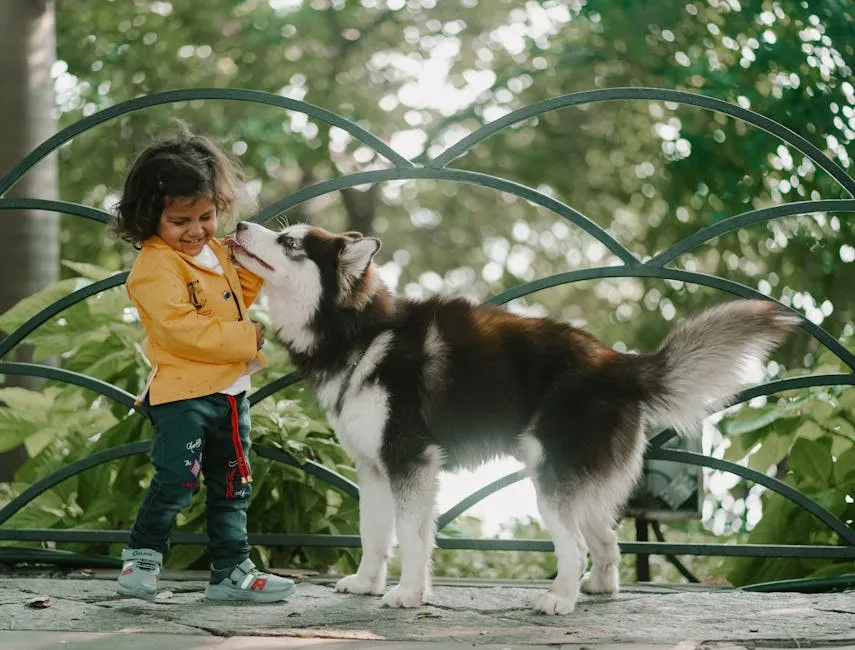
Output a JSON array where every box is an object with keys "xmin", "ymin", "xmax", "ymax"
[{"xmin": 1, "ymin": 88, "xmax": 853, "ymax": 586}]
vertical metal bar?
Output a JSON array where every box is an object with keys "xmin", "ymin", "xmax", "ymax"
[{"xmin": 635, "ymin": 518, "xmax": 651, "ymax": 582}]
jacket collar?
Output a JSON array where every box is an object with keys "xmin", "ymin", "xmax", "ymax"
[{"xmin": 142, "ymin": 235, "xmax": 234, "ymax": 275}]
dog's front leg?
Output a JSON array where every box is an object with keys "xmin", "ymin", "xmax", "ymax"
[
  {"xmin": 336, "ymin": 464, "xmax": 394, "ymax": 596},
  {"xmin": 382, "ymin": 455, "xmax": 440, "ymax": 609}
]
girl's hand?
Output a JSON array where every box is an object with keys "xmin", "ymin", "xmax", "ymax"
[{"xmin": 254, "ymin": 322, "xmax": 265, "ymax": 350}]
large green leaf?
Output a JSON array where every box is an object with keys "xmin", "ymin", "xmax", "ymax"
[
  {"xmin": 839, "ymin": 388, "xmax": 855, "ymax": 411},
  {"xmin": 805, "ymin": 397, "xmax": 837, "ymax": 422},
  {"xmin": 720, "ymin": 402, "xmax": 785, "ymax": 437},
  {"xmin": 789, "ymin": 437, "xmax": 834, "ymax": 489},
  {"xmin": 795, "ymin": 420, "xmax": 825, "ymax": 441},
  {"xmin": 803, "ymin": 562, "xmax": 855, "ymax": 580},
  {"xmin": 24, "ymin": 428, "xmax": 58, "ymax": 458},
  {"xmin": 0, "ymin": 278, "xmax": 84, "ymax": 332},
  {"xmin": 78, "ymin": 349, "xmax": 137, "ymax": 383},
  {"xmin": 60, "ymin": 260, "xmax": 116, "ymax": 282},
  {"xmin": 746, "ymin": 433, "xmax": 792, "ymax": 473},
  {"xmin": 164, "ymin": 544, "xmax": 206, "ymax": 571},
  {"xmin": 0, "ymin": 387, "xmax": 55, "ymax": 414},
  {"xmin": 0, "ymin": 409, "xmax": 43, "ymax": 453},
  {"xmin": 833, "ymin": 447, "xmax": 855, "ymax": 484}
]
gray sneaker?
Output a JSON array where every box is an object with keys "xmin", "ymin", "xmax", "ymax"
[
  {"xmin": 206, "ymin": 558, "xmax": 295, "ymax": 603},
  {"xmin": 116, "ymin": 547, "xmax": 162, "ymax": 600}
]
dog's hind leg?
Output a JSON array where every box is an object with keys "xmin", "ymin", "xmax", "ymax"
[
  {"xmin": 532, "ymin": 486, "xmax": 588, "ymax": 615},
  {"xmin": 336, "ymin": 463, "xmax": 395, "ymax": 596},
  {"xmin": 580, "ymin": 427, "xmax": 644, "ymax": 596},
  {"xmin": 381, "ymin": 446, "xmax": 441, "ymax": 609},
  {"xmin": 579, "ymin": 508, "xmax": 620, "ymax": 595}
]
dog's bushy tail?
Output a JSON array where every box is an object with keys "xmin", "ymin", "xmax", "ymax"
[{"xmin": 637, "ymin": 300, "xmax": 800, "ymax": 435}]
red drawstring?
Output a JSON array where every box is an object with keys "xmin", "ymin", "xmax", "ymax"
[{"xmin": 226, "ymin": 394, "xmax": 253, "ymax": 485}]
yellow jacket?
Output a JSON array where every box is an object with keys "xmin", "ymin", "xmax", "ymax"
[{"xmin": 127, "ymin": 235, "xmax": 266, "ymax": 406}]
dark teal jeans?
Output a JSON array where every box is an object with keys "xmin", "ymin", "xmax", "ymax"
[{"xmin": 129, "ymin": 392, "xmax": 253, "ymax": 571}]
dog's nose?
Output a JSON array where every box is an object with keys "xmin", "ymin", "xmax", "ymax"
[{"xmin": 236, "ymin": 222, "xmax": 248, "ymax": 231}]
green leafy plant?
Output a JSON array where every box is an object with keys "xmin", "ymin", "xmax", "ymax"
[{"xmin": 718, "ymin": 337, "xmax": 855, "ymax": 586}]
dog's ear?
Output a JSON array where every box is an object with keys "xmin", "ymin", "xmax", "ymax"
[{"xmin": 339, "ymin": 236, "xmax": 380, "ymax": 278}]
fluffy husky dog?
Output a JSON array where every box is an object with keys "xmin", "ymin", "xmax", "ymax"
[{"xmin": 228, "ymin": 221, "xmax": 798, "ymax": 615}]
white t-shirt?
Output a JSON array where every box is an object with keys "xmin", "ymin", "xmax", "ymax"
[{"xmin": 193, "ymin": 245, "xmax": 253, "ymax": 396}]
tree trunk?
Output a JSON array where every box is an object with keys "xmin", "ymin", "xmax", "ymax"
[{"xmin": 0, "ymin": 0, "xmax": 59, "ymax": 481}]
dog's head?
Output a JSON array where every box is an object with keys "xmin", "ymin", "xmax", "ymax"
[{"xmin": 227, "ymin": 221, "xmax": 383, "ymax": 348}]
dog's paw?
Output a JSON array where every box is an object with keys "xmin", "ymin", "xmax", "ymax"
[
  {"xmin": 335, "ymin": 574, "xmax": 384, "ymax": 596},
  {"xmin": 381, "ymin": 585, "xmax": 423, "ymax": 609},
  {"xmin": 580, "ymin": 566, "xmax": 619, "ymax": 595},
  {"xmin": 534, "ymin": 591, "xmax": 577, "ymax": 615}
]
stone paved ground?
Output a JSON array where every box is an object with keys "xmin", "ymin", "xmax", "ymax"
[{"xmin": 1, "ymin": 569, "xmax": 854, "ymax": 649}]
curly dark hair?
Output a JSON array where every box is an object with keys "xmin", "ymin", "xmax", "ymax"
[{"xmin": 112, "ymin": 121, "xmax": 244, "ymax": 246}]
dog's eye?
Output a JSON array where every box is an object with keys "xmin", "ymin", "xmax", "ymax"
[{"xmin": 279, "ymin": 236, "xmax": 301, "ymax": 251}]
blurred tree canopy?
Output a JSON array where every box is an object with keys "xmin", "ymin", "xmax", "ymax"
[
  {"xmin": 3, "ymin": 0, "xmax": 853, "ymax": 581},
  {"xmin": 54, "ymin": 0, "xmax": 854, "ymax": 358}
]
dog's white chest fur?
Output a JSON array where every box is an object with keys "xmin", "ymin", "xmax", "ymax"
[{"xmin": 314, "ymin": 332, "xmax": 394, "ymax": 467}]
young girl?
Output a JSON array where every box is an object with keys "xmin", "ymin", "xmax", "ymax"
[{"xmin": 112, "ymin": 123, "xmax": 293, "ymax": 603}]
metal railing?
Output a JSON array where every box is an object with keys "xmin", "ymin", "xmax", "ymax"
[{"xmin": 1, "ymin": 87, "xmax": 853, "ymax": 580}]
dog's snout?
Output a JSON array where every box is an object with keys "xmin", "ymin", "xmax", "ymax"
[{"xmin": 236, "ymin": 222, "xmax": 248, "ymax": 231}]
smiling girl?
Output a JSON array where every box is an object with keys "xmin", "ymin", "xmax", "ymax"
[{"xmin": 110, "ymin": 123, "xmax": 293, "ymax": 603}]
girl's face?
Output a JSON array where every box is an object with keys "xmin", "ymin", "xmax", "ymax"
[{"xmin": 157, "ymin": 194, "xmax": 217, "ymax": 256}]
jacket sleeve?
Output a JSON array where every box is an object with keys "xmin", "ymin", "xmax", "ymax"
[
  {"xmin": 235, "ymin": 266, "xmax": 264, "ymax": 307},
  {"xmin": 128, "ymin": 262, "xmax": 257, "ymax": 364}
]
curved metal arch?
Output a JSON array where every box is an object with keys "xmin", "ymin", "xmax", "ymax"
[
  {"xmin": 650, "ymin": 199, "xmax": 855, "ymax": 267},
  {"xmin": 647, "ymin": 448, "xmax": 855, "ymax": 546},
  {"xmin": 0, "ymin": 273, "xmax": 129, "ymax": 360},
  {"xmin": 0, "ymin": 440, "xmax": 150, "ymax": 527},
  {"xmin": 488, "ymin": 266, "xmax": 855, "ymax": 372},
  {"xmin": 432, "ymin": 448, "xmax": 855, "ymax": 547},
  {"xmin": 0, "ymin": 87, "xmax": 413, "ymax": 197},
  {"xmin": 425, "ymin": 87, "xmax": 855, "ymax": 199},
  {"xmin": 437, "ymin": 470, "xmax": 526, "ymax": 531},
  {"xmin": 0, "ymin": 439, "xmax": 359, "ymax": 529},
  {"xmin": 249, "ymin": 371, "xmax": 302, "ymax": 406},
  {"xmin": 250, "ymin": 166, "xmax": 639, "ymax": 266},
  {"xmin": 0, "ymin": 198, "xmax": 112, "ymax": 224},
  {"xmin": 0, "ymin": 362, "xmax": 136, "ymax": 409},
  {"xmin": 738, "ymin": 374, "xmax": 855, "ymax": 402},
  {"xmin": 253, "ymin": 444, "xmax": 360, "ymax": 500}
]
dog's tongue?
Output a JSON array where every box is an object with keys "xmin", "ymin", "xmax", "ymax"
[{"xmin": 222, "ymin": 235, "xmax": 243, "ymax": 266}]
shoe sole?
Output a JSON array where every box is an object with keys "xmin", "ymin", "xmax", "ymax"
[
  {"xmin": 116, "ymin": 584, "xmax": 157, "ymax": 601},
  {"xmin": 205, "ymin": 583, "xmax": 295, "ymax": 603}
]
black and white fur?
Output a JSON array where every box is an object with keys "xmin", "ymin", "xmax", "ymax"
[{"xmin": 229, "ymin": 221, "xmax": 799, "ymax": 615}]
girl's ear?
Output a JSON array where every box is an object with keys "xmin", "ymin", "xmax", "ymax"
[{"xmin": 339, "ymin": 236, "xmax": 381, "ymax": 279}]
